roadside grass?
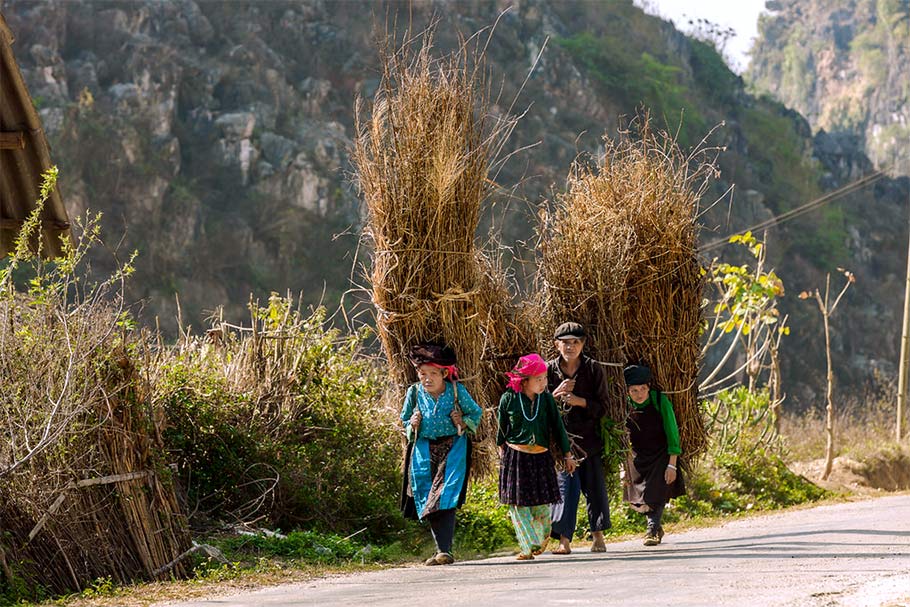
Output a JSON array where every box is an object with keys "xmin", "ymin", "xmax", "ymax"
[{"xmin": 779, "ymin": 397, "xmax": 898, "ymax": 463}]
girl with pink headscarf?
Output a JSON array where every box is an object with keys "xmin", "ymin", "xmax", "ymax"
[{"xmin": 497, "ymin": 353, "xmax": 576, "ymax": 560}]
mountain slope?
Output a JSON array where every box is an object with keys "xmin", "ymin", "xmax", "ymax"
[
  {"xmin": 748, "ymin": 0, "xmax": 910, "ymax": 175},
  {"xmin": 4, "ymin": 0, "xmax": 908, "ymax": 403}
]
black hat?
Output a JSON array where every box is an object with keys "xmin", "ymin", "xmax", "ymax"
[
  {"xmin": 554, "ymin": 322, "xmax": 586, "ymax": 340},
  {"xmin": 408, "ymin": 343, "xmax": 457, "ymax": 367},
  {"xmin": 623, "ymin": 365, "xmax": 652, "ymax": 385}
]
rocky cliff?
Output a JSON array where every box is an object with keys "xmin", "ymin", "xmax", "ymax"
[
  {"xmin": 3, "ymin": 0, "xmax": 909, "ymax": 405},
  {"xmin": 748, "ymin": 0, "xmax": 910, "ymax": 175}
]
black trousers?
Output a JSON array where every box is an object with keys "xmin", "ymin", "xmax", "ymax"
[
  {"xmin": 646, "ymin": 502, "xmax": 665, "ymax": 532},
  {"xmin": 550, "ymin": 452, "xmax": 611, "ymax": 539},
  {"xmin": 427, "ymin": 508, "xmax": 456, "ymax": 553}
]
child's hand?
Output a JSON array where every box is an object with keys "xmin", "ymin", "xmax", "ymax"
[
  {"xmin": 564, "ymin": 454, "xmax": 577, "ymax": 475},
  {"xmin": 410, "ymin": 410, "xmax": 422, "ymax": 433},
  {"xmin": 664, "ymin": 466, "xmax": 677, "ymax": 485}
]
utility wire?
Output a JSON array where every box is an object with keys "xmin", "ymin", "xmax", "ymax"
[{"xmin": 701, "ymin": 168, "xmax": 889, "ymax": 253}]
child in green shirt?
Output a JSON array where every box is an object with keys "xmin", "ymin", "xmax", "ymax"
[
  {"xmin": 498, "ymin": 353, "xmax": 575, "ymax": 559},
  {"xmin": 623, "ymin": 364, "xmax": 685, "ymax": 546}
]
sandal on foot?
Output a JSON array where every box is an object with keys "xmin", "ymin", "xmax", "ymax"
[
  {"xmin": 531, "ymin": 539, "xmax": 549, "ymax": 556},
  {"xmin": 425, "ymin": 552, "xmax": 455, "ymax": 565},
  {"xmin": 516, "ymin": 552, "xmax": 535, "ymax": 560},
  {"xmin": 425, "ymin": 553, "xmax": 441, "ymax": 565},
  {"xmin": 435, "ymin": 552, "xmax": 455, "ymax": 565},
  {"xmin": 551, "ymin": 546, "xmax": 571, "ymax": 555}
]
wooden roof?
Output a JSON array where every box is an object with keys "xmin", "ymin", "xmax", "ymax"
[{"xmin": 0, "ymin": 11, "xmax": 71, "ymax": 259}]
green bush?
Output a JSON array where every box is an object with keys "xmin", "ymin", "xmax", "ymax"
[
  {"xmin": 454, "ymin": 481, "xmax": 515, "ymax": 554},
  {"xmin": 211, "ymin": 530, "xmax": 391, "ymax": 564},
  {"xmin": 698, "ymin": 387, "xmax": 827, "ymax": 512},
  {"xmin": 158, "ymin": 299, "xmax": 404, "ymax": 540},
  {"xmin": 718, "ymin": 448, "xmax": 827, "ymax": 507}
]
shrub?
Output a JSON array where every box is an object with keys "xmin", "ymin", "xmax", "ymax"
[
  {"xmin": 157, "ymin": 296, "xmax": 404, "ymax": 539},
  {"xmin": 700, "ymin": 387, "xmax": 827, "ymax": 512},
  {"xmin": 454, "ymin": 481, "xmax": 515, "ymax": 554}
]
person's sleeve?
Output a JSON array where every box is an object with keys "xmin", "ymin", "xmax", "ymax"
[
  {"xmin": 457, "ymin": 383, "xmax": 483, "ymax": 433},
  {"xmin": 497, "ymin": 392, "xmax": 510, "ymax": 446},
  {"xmin": 401, "ymin": 385, "xmax": 415, "ymax": 423},
  {"xmin": 547, "ymin": 393, "xmax": 572, "ymax": 454},
  {"xmin": 402, "ymin": 385, "xmax": 417, "ymax": 442},
  {"xmin": 659, "ymin": 393, "xmax": 682, "ymax": 455},
  {"xmin": 586, "ymin": 359, "xmax": 608, "ymax": 420}
]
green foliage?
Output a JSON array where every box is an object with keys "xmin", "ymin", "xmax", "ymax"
[
  {"xmin": 738, "ymin": 104, "xmax": 822, "ymax": 213},
  {"xmin": 689, "ymin": 39, "xmax": 739, "ymax": 106},
  {"xmin": 159, "ymin": 299, "xmax": 402, "ymax": 538},
  {"xmin": 454, "ymin": 481, "xmax": 515, "ymax": 554},
  {"xmin": 600, "ymin": 417, "xmax": 629, "ymax": 494},
  {"xmin": 696, "ymin": 387, "xmax": 827, "ymax": 513},
  {"xmin": 212, "ymin": 530, "xmax": 389, "ymax": 564},
  {"xmin": 159, "ymin": 363, "xmax": 265, "ymax": 517},
  {"xmin": 716, "ymin": 448, "xmax": 827, "ymax": 507},
  {"xmin": 705, "ymin": 387, "xmax": 779, "ymax": 456},
  {"xmin": 710, "ymin": 232, "xmax": 786, "ymax": 336},
  {"xmin": 780, "ymin": 31, "xmax": 814, "ymax": 102},
  {"xmin": 851, "ymin": 29, "xmax": 888, "ymax": 83},
  {"xmin": 556, "ymin": 33, "xmax": 705, "ymax": 145}
]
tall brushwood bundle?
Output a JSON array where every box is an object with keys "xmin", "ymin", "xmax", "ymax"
[
  {"xmin": 539, "ymin": 119, "xmax": 715, "ymax": 459},
  {"xmin": 0, "ymin": 302, "xmax": 190, "ymax": 596},
  {"xmin": 0, "ymin": 202, "xmax": 190, "ymax": 595},
  {"xmin": 353, "ymin": 29, "xmax": 527, "ymax": 474}
]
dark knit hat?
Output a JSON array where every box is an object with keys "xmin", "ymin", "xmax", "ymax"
[
  {"xmin": 554, "ymin": 322, "xmax": 586, "ymax": 340},
  {"xmin": 623, "ymin": 365, "xmax": 652, "ymax": 385},
  {"xmin": 408, "ymin": 343, "xmax": 457, "ymax": 367}
]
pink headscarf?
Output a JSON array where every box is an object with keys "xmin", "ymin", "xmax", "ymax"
[{"xmin": 506, "ymin": 353, "xmax": 548, "ymax": 393}]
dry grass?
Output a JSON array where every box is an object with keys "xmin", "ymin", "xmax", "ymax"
[
  {"xmin": 352, "ymin": 26, "xmax": 532, "ymax": 473},
  {"xmin": 536, "ymin": 117, "xmax": 716, "ymax": 458},
  {"xmin": 781, "ymin": 397, "xmax": 900, "ymax": 463}
]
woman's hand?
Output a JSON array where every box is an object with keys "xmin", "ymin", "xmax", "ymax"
[
  {"xmin": 450, "ymin": 408, "xmax": 465, "ymax": 435},
  {"xmin": 553, "ymin": 378, "xmax": 576, "ymax": 399},
  {"xmin": 564, "ymin": 454, "xmax": 578, "ymax": 475},
  {"xmin": 664, "ymin": 465, "xmax": 677, "ymax": 485},
  {"xmin": 409, "ymin": 410, "xmax": 422, "ymax": 434}
]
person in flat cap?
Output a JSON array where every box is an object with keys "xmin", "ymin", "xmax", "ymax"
[
  {"xmin": 400, "ymin": 342, "xmax": 483, "ymax": 566},
  {"xmin": 547, "ymin": 322, "xmax": 612, "ymax": 554},
  {"xmin": 622, "ymin": 364, "xmax": 685, "ymax": 546}
]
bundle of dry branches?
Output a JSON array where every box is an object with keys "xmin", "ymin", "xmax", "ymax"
[
  {"xmin": 353, "ymin": 27, "xmax": 531, "ymax": 473},
  {"xmin": 538, "ymin": 117, "xmax": 716, "ymax": 459},
  {"xmin": 0, "ymin": 272, "xmax": 189, "ymax": 594}
]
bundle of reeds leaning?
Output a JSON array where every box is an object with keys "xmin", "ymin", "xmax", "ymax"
[
  {"xmin": 538, "ymin": 118, "xmax": 716, "ymax": 459},
  {"xmin": 353, "ymin": 29, "xmax": 528, "ymax": 474}
]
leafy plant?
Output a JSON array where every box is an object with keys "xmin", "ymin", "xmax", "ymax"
[{"xmin": 454, "ymin": 481, "xmax": 515, "ymax": 554}]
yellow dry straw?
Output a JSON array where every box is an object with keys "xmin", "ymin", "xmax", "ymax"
[
  {"xmin": 353, "ymin": 28, "xmax": 531, "ymax": 474},
  {"xmin": 538, "ymin": 118, "xmax": 716, "ymax": 458}
]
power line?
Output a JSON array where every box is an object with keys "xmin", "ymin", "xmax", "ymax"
[{"xmin": 701, "ymin": 168, "xmax": 889, "ymax": 252}]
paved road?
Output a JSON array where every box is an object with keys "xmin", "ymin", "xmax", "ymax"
[{"xmin": 162, "ymin": 494, "xmax": 910, "ymax": 607}]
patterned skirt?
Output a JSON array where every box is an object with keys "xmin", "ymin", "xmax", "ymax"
[{"xmin": 499, "ymin": 447, "xmax": 561, "ymax": 506}]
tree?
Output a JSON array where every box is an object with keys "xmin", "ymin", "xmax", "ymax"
[
  {"xmin": 799, "ymin": 269, "xmax": 856, "ymax": 480},
  {"xmin": 701, "ymin": 231, "xmax": 789, "ymax": 431}
]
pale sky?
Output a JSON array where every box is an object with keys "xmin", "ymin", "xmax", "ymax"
[{"xmin": 634, "ymin": 0, "xmax": 770, "ymax": 73}]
